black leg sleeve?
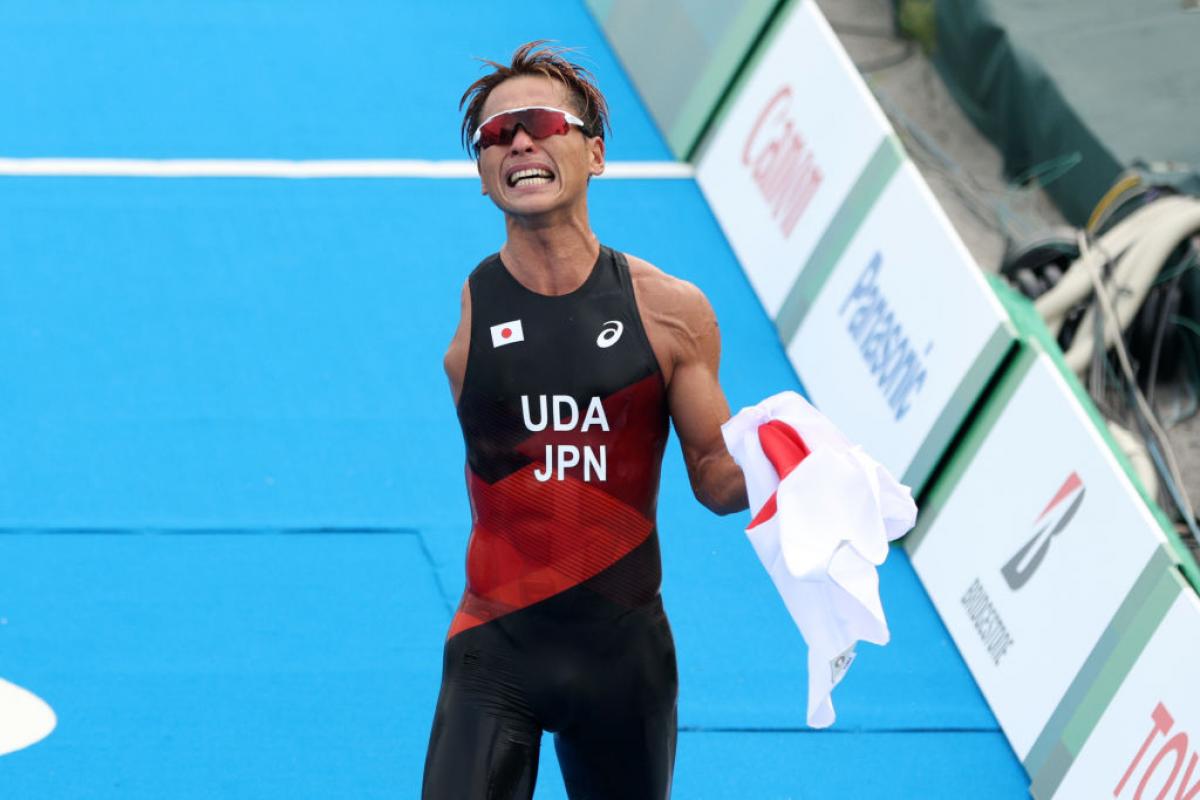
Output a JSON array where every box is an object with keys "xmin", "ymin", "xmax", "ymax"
[{"xmin": 422, "ymin": 637, "xmax": 542, "ymax": 800}]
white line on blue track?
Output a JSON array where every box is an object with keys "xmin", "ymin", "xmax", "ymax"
[{"xmin": 0, "ymin": 158, "xmax": 694, "ymax": 179}]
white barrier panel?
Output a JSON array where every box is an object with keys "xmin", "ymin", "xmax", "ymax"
[
  {"xmin": 695, "ymin": 0, "xmax": 1011, "ymax": 489},
  {"xmin": 787, "ymin": 161, "xmax": 1010, "ymax": 486},
  {"xmin": 907, "ymin": 349, "xmax": 1173, "ymax": 761},
  {"xmin": 1035, "ymin": 575, "xmax": 1200, "ymax": 798},
  {"xmin": 696, "ymin": 0, "xmax": 892, "ymax": 319}
]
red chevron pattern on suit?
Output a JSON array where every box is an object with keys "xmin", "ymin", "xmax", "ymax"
[{"xmin": 449, "ymin": 247, "xmax": 670, "ymax": 638}]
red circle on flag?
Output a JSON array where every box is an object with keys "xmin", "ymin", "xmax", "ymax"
[{"xmin": 501, "ymin": 328, "xmax": 512, "ymax": 339}]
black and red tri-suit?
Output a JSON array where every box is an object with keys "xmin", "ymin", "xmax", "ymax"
[{"xmin": 422, "ymin": 245, "xmax": 678, "ymax": 800}]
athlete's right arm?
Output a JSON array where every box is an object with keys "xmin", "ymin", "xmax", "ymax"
[
  {"xmin": 627, "ymin": 256, "xmax": 748, "ymax": 516},
  {"xmin": 443, "ymin": 279, "xmax": 471, "ymax": 405}
]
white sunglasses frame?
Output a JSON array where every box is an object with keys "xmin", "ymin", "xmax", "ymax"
[{"xmin": 471, "ymin": 105, "xmax": 589, "ymax": 148}]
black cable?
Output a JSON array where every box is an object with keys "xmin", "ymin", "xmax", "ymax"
[
  {"xmin": 1146, "ymin": 291, "xmax": 1171, "ymax": 410},
  {"xmin": 1176, "ymin": 326, "xmax": 1200, "ymax": 426},
  {"xmin": 1088, "ymin": 240, "xmax": 1115, "ymax": 415},
  {"xmin": 1146, "ymin": 262, "xmax": 1188, "ymax": 409}
]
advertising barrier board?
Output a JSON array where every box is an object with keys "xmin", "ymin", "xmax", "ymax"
[
  {"xmin": 696, "ymin": 0, "xmax": 893, "ymax": 320},
  {"xmin": 906, "ymin": 346, "xmax": 1174, "ymax": 760},
  {"xmin": 1033, "ymin": 572, "xmax": 1199, "ymax": 798},
  {"xmin": 695, "ymin": 0, "xmax": 1011, "ymax": 490},
  {"xmin": 785, "ymin": 161, "xmax": 1011, "ymax": 488}
]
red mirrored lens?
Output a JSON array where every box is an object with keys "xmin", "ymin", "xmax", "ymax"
[{"xmin": 476, "ymin": 108, "xmax": 573, "ymax": 150}]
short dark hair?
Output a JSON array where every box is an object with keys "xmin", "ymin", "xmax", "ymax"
[{"xmin": 459, "ymin": 40, "xmax": 610, "ymax": 156}]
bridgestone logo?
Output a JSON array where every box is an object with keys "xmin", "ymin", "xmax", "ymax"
[
  {"xmin": 1001, "ymin": 472, "xmax": 1085, "ymax": 591},
  {"xmin": 962, "ymin": 578, "xmax": 1014, "ymax": 666}
]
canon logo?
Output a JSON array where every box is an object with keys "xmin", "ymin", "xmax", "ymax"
[{"xmin": 742, "ymin": 86, "xmax": 824, "ymax": 238}]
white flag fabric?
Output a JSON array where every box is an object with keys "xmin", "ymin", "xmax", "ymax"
[{"xmin": 721, "ymin": 391, "xmax": 917, "ymax": 728}]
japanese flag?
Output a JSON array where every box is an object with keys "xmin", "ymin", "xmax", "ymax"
[
  {"xmin": 490, "ymin": 319, "xmax": 524, "ymax": 348},
  {"xmin": 722, "ymin": 391, "xmax": 917, "ymax": 728}
]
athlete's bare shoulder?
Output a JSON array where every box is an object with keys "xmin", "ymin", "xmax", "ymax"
[{"xmin": 624, "ymin": 253, "xmax": 720, "ymax": 383}]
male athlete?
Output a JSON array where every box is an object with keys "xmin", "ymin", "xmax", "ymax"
[{"xmin": 422, "ymin": 42, "xmax": 748, "ymax": 799}]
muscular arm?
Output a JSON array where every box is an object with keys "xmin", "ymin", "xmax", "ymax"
[{"xmin": 629, "ymin": 257, "xmax": 748, "ymax": 516}]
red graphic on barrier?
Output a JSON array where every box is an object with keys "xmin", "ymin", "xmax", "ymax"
[
  {"xmin": 742, "ymin": 86, "xmax": 824, "ymax": 238},
  {"xmin": 1115, "ymin": 702, "xmax": 1199, "ymax": 799}
]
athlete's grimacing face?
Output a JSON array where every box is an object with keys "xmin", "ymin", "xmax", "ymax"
[{"xmin": 476, "ymin": 75, "xmax": 605, "ymax": 219}]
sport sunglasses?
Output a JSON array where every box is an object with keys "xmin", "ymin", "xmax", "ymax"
[{"xmin": 471, "ymin": 106, "xmax": 590, "ymax": 152}]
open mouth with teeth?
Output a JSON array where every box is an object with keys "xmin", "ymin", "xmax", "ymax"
[{"xmin": 508, "ymin": 168, "xmax": 556, "ymax": 187}]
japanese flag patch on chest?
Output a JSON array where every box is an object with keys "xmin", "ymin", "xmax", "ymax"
[{"xmin": 490, "ymin": 319, "xmax": 524, "ymax": 348}]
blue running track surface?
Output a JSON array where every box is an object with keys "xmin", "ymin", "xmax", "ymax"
[{"xmin": 0, "ymin": 2, "xmax": 1029, "ymax": 797}]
